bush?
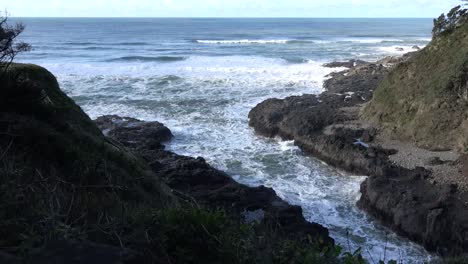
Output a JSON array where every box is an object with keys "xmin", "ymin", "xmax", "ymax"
[
  {"xmin": 0, "ymin": 12, "xmax": 31, "ymax": 74},
  {"xmin": 433, "ymin": 4, "xmax": 468, "ymax": 37}
]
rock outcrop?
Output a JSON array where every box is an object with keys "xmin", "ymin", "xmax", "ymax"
[
  {"xmin": 0, "ymin": 64, "xmax": 334, "ymax": 263},
  {"xmin": 248, "ymin": 54, "xmax": 468, "ymax": 256},
  {"xmin": 362, "ymin": 22, "xmax": 468, "ymax": 152},
  {"xmin": 94, "ymin": 115, "xmax": 332, "ymax": 242}
]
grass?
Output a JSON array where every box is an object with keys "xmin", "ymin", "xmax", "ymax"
[
  {"xmin": 362, "ymin": 20, "xmax": 468, "ymax": 151},
  {"xmin": 1, "ymin": 63, "xmax": 461, "ymax": 263},
  {"xmin": 0, "ymin": 63, "xmax": 377, "ymax": 263}
]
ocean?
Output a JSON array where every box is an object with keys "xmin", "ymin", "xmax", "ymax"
[{"xmin": 16, "ymin": 18, "xmax": 434, "ymax": 262}]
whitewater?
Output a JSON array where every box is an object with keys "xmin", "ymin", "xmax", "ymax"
[{"xmin": 17, "ymin": 17, "xmax": 434, "ymax": 263}]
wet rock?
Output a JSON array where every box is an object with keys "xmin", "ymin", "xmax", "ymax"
[
  {"xmin": 323, "ymin": 63, "xmax": 390, "ymax": 99},
  {"xmin": 248, "ymin": 54, "xmax": 468, "ymax": 256},
  {"xmin": 95, "ymin": 115, "xmax": 334, "ymax": 244},
  {"xmin": 249, "ymin": 60, "xmax": 389, "ymax": 144},
  {"xmin": 358, "ymin": 170, "xmax": 468, "ymax": 256},
  {"xmin": 95, "ymin": 115, "xmax": 173, "ymax": 150},
  {"xmin": 323, "ymin": 59, "xmax": 367, "ymax": 68}
]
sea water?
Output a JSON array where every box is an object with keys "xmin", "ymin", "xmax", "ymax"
[{"xmin": 16, "ymin": 18, "xmax": 434, "ymax": 262}]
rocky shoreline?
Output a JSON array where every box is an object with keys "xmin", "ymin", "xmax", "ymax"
[
  {"xmin": 94, "ymin": 115, "xmax": 332, "ymax": 244},
  {"xmin": 248, "ymin": 56, "xmax": 468, "ymax": 257},
  {"xmin": 0, "ymin": 64, "xmax": 338, "ymax": 263}
]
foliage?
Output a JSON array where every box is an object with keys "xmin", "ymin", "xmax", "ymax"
[
  {"xmin": 0, "ymin": 65, "xmax": 398, "ymax": 264},
  {"xmin": 363, "ymin": 10, "xmax": 468, "ymax": 151},
  {"xmin": 0, "ymin": 64, "xmax": 406, "ymax": 263},
  {"xmin": 432, "ymin": 4, "xmax": 468, "ymax": 37},
  {"xmin": 0, "ymin": 11, "xmax": 31, "ymax": 73}
]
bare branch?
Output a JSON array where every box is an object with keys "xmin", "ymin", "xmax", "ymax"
[{"xmin": 0, "ymin": 11, "xmax": 32, "ymax": 74}]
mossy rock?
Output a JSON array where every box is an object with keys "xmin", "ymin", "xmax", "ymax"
[{"xmin": 362, "ymin": 22, "xmax": 468, "ymax": 152}]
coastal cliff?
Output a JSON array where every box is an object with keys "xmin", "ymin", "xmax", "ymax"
[
  {"xmin": 362, "ymin": 21, "xmax": 468, "ymax": 152},
  {"xmin": 248, "ymin": 17, "xmax": 468, "ymax": 257}
]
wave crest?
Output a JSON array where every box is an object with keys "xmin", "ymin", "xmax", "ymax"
[
  {"xmin": 195, "ymin": 39, "xmax": 291, "ymax": 44},
  {"xmin": 105, "ymin": 56, "xmax": 187, "ymax": 62}
]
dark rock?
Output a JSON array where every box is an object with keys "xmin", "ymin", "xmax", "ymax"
[
  {"xmin": 323, "ymin": 59, "xmax": 367, "ymax": 68},
  {"xmin": 248, "ymin": 54, "xmax": 468, "ymax": 256},
  {"xmin": 324, "ymin": 63, "xmax": 390, "ymax": 99},
  {"xmin": 28, "ymin": 240, "xmax": 142, "ymax": 264},
  {"xmin": 95, "ymin": 115, "xmax": 173, "ymax": 150},
  {"xmin": 249, "ymin": 60, "xmax": 389, "ymax": 144},
  {"xmin": 95, "ymin": 116, "xmax": 334, "ymax": 245},
  {"xmin": 358, "ymin": 171, "xmax": 468, "ymax": 256}
]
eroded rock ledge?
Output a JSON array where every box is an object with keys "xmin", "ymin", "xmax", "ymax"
[
  {"xmin": 248, "ymin": 58, "xmax": 468, "ymax": 257},
  {"xmin": 94, "ymin": 115, "xmax": 333, "ymax": 244},
  {"xmin": 1, "ymin": 63, "xmax": 336, "ymax": 263}
]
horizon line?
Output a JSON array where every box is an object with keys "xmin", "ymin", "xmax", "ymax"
[{"xmin": 11, "ymin": 16, "xmax": 434, "ymax": 19}]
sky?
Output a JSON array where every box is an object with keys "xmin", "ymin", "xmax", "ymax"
[{"xmin": 2, "ymin": 0, "xmax": 462, "ymax": 18}]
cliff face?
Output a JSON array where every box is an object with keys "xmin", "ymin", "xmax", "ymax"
[{"xmin": 362, "ymin": 22, "xmax": 468, "ymax": 152}]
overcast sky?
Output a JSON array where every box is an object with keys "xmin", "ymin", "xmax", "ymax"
[{"xmin": 4, "ymin": 0, "xmax": 462, "ymax": 18}]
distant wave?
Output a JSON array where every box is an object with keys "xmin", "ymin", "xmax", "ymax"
[
  {"xmin": 194, "ymin": 38, "xmax": 407, "ymax": 45},
  {"xmin": 195, "ymin": 39, "xmax": 291, "ymax": 44},
  {"xmin": 194, "ymin": 39, "xmax": 329, "ymax": 45},
  {"xmin": 64, "ymin": 42, "xmax": 96, "ymax": 45},
  {"xmin": 114, "ymin": 42, "xmax": 150, "ymax": 46},
  {"xmin": 105, "ymin": 56, "xmax": 187, "ymax": 62},
  {"xmin": 286, "ymin": 40, "xmax": 321, "ymax": 44},
  {"xmin": 64, "ymin": 41, "xmax": 150, "ymax": 46},
  {"xmin": 84, "ymin": 47, "xmax": 109, "ymax": 50},
  {"xmin": 339, "ymin": 38, "xmax": 404, "ymax": 44}
]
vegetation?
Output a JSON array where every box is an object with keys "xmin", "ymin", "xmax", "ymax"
[
  {"xmin": 0, "ymin": 63, "xmax": 383, "ymax": 263},
  {"xmin": 0, "ymin": 11, "xmax": 31, "ymax": 73},
  {"xmin": 363, "ymin": 5, "xmax": 468, "ymax": 152},
  {"xmin": 432, "ymin": 5, "xmax": 468, "ymax": 37},
  {"xmin": 3, "ymin": 8, "xmax": 465, "ymax": 264}
]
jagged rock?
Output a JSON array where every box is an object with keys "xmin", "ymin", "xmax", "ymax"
[
  {"xmin": 323, "ymin": 59, "xmax": 367, "ymax": 68},
  {"xmin": 95, "ymin": 115, "xmax": 334, "ymax": 244},
  {"xmin": 95, "ymin": 115, "xmax": 173, "ymax": 150},
  {"xmin": 324, "ymin": 62, "xmax": 390, "ymax": 101},
  {"xmin": 248, "ymin": 48, "xmax": 468, "ymax": 256}
]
